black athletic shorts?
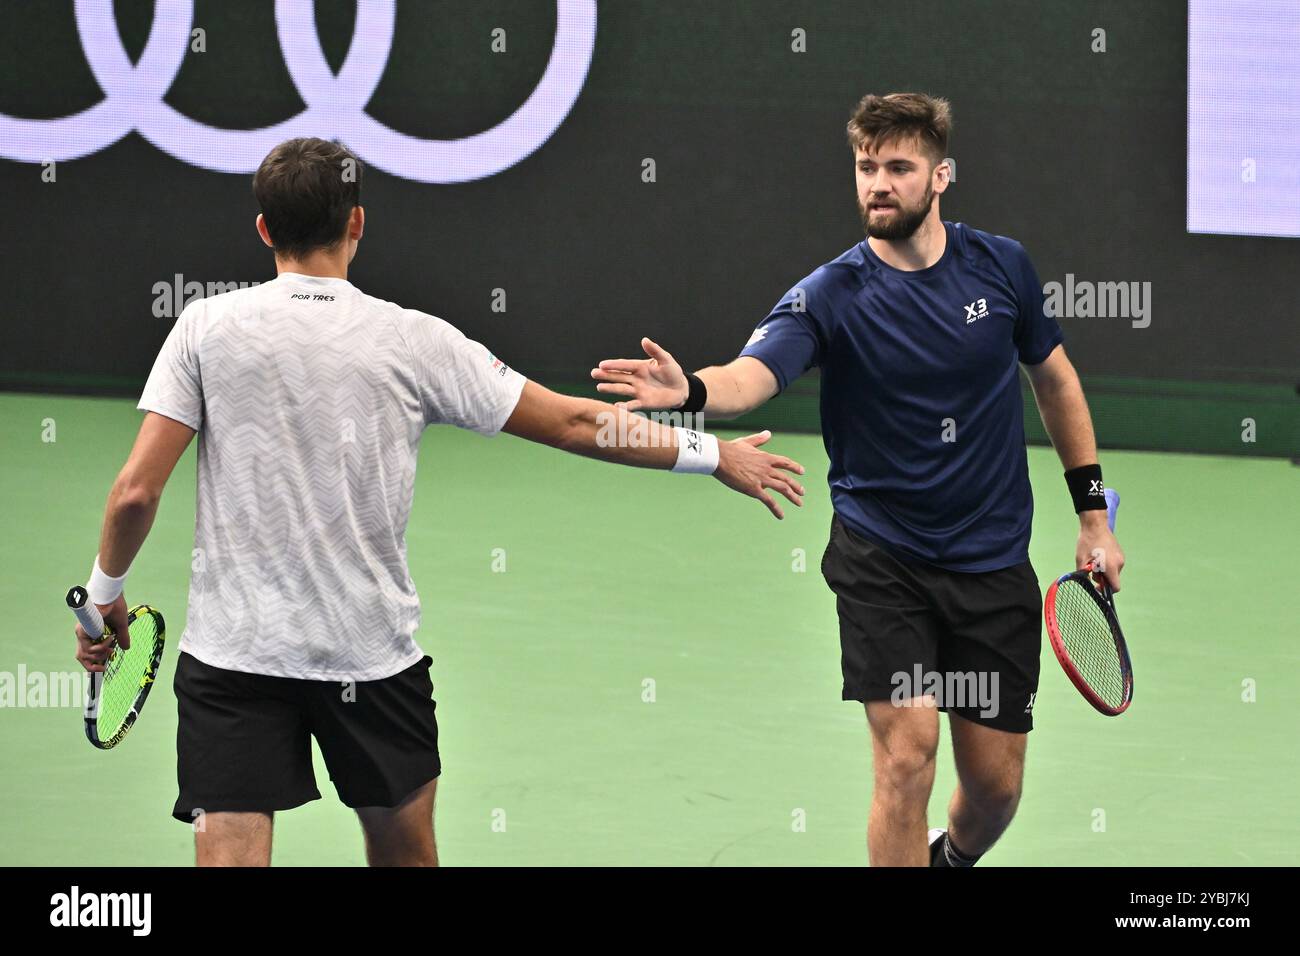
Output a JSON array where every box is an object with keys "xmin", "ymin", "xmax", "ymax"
[
  {"xmin": 172, "ymin": 651, "xmax": 441, "ymax": 824},
  {"xmin": 821, "ymin": 513, "xmax": 1042, "ymax": 733}
]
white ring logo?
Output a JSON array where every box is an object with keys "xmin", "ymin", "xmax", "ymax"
[{"xmin": 0, "ymin": 0, "xmax": 596, "ymax": 183}]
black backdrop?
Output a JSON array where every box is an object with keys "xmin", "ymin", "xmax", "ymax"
[{"xmin": 3, "ymin": 0, "xmax": 1297, "ymax": 455}]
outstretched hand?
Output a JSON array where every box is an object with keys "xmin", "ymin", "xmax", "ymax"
[
  {"xmin": 715, "ymin": 430, "xmax": 806, "ymax": 519},
  {"xmin": 591, "ymin": 337, "xmax": 690, "ymax": 412}
]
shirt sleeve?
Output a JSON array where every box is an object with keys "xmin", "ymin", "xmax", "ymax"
[
  {"xmin": 737, "ymin": 284, "xmax": 825, "ymax": 391},
  {"xmin": 138, "ymin": 301, "xmax": 204, "ymax": 429},
  {"xmin": 401, "ymin": 311, "xmax": 527, "ymax": 435},
  {"xmin": 1010, "ymin": 242, "xmax": 1064, "ymax": 365}
]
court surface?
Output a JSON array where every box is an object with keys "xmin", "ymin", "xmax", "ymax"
[{"xmin": 1, "ymin": 392, "xmax": 1294, "ymax": 865}]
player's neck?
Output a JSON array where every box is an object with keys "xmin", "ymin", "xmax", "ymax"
[
  {"xmin": 867, "ymin": 212, "xmax": 946, "ymax": 272},
  {"xmin": 274, "ymin": 250, "xmax": 350, "ymax": 281}
]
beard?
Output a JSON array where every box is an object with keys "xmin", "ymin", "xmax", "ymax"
[{"xmin": 859, "ymin": 181, "xmax": 935, "ymax": 240}]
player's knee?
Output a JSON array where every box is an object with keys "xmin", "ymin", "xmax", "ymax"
[
  {"xmin": 875, "ymin": 741, "xmax": 939, "ymax": 798},
  {"xmin": 967, "ymin": 776, "xmax": 1023, "ymax": 820}
]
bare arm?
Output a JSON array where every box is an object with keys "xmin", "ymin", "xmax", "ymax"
[
  {"xmin": 1023, "ymin": 345, "xmax": 1097, "ymax": 469},
  {"xmin": 694, "ymin": 358, "xmax": 780, "ymax": 418},
  {"xmin": 1024, "ymin": 345, "xmax": 1125, "ymax": 589},
  {"xmin": 75, "ymin": 412, "xmax": 196, "ymax": 672},
  {"xmin": 502, "ymin": 380, "xmax": 804, "ymax": 518},
  {"xmin": 591, "ymin": 338, "xmax": 778, "ymax": 419},
  {"xmin": 97, "ymin": 412, "xmax": 196, "ymax": 575}
]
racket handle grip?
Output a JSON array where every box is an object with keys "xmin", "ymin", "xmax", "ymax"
[
  {"xmin": 66, "ymin": 586, "xmax": 105, "ymax": 640},
  {"xmin": 1105, "ymin": 488, "xmax": 1120, "ymax": 532}
]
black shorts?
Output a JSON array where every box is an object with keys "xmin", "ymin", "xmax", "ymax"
[
  {"xmin": 821, "ymin": 514, "xmax": 1042, "ymax": 734},
  {"xmin": 172, "ymin": 651, "xmax": 441, "ymax": 824}
]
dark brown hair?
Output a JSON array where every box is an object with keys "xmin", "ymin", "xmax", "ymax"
[
  {"xmin": 846, "ymin": 93, "xmax": 951, "ymax": 166},
  {"xmin": 252, "ymin": 137, "xmax": 363, "ymax": 260}
]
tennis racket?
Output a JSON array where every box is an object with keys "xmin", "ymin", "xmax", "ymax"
[
  {"xmin": 1043, "ymin": 488, "xmax": 1133, "ymax": 716},
  {"xmin": 66, "ymin": 586, "xmax": 166, "ymax": 749}
]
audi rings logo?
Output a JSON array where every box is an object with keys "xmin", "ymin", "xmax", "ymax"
[{"xmin": 0, "ymin": 0, "xmax": 597, "ymax": 183}]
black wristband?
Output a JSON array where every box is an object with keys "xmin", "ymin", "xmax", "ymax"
[
  {"xmin": 677, "ymin": 372, "xmax": 708, "ymax": 414},
  {"xmin": 1064, "ymin": 464, "xmax": 1107, "ymax": 513}
]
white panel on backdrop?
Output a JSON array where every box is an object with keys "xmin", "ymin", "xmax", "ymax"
[{"xmin": 1187, "ymin": 0, "xmax": 1300, "ymax": 237}]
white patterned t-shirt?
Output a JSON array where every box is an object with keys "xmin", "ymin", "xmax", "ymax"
[{"xmin": 137, "ymin": 272, "xmax": 526, "ymax": 680}]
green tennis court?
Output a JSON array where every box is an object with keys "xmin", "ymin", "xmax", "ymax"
[{"xmin": 1, "ymin": 391, "xmax": 1295, "ymax": 866}]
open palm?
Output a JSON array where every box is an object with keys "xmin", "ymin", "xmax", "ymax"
[{"xmin": 591, "ymin": 338, "xmax": 689, "ymax": 412}]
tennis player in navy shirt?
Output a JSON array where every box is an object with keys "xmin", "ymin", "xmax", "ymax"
[{"xmin": 593, "ymin": 92, "xmax": 1126, "ymax": 866}]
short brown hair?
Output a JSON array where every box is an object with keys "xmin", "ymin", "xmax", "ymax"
[
  {"xmin": 252, "ymin": 137, "xmax": 363, "ymax": 260},
  {"xmin": 846, "ymin": 92, "xmax": 951, "ymax": 166}
]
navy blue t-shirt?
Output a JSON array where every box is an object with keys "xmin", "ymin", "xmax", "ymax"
[{"xmin": 740, "ymin": 221, "xmax": 1063, "ymax": 571}]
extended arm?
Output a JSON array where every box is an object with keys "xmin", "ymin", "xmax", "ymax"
[
  {"xmin": 502, "ymin": 380, "xmax": 804, "ymax": 517},
  {"xmin": 591, "ymin": 338, "xmax": 778, "ymax": 419}
]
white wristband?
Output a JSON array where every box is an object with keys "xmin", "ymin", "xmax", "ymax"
[
  {"xmin": 86, "ymin": 555, "xmax": 128, "ymax": 605},
  {"xmin": 671, "ymin": 426, "xmax": 720, "ymax": 475}
]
